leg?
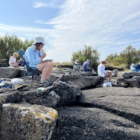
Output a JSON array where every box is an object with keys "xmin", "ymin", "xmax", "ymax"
[
  {"xmin": 37, "ymin": 61, "xmax": 51, "ymax": 81},
  {"xmin": 37, "ymin": 61, "xmax": 54, "ymax": 81},
  {"xmin": 105, "ymin": 72, "xmax": 112, "ymax": 81},
  {"xmin": 45, "ymin": 61, "xmax": 54, "ymax": 79}
]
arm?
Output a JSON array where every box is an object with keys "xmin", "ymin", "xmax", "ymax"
[
  {"xmin": 101, "ymin": 65, "xmax": 107, "ymax": 73},
  {"xmin": 26, "ymin": 48, "xmax": 41, "ymax": 65}
]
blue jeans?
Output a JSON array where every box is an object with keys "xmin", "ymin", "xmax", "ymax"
[{"xmin": 84, "ymin": 69, "xmax": 92, "ymax": 72}]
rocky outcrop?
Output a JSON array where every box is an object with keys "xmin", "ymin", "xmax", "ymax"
[
  {"xmin": 117, "ymin": 71, "xmax": 140, "ymax": 79},
  {"xmin": 50, "ymin": 73, "xmax": 100, "ymax": 89},
  {"xmin": 0, "ymin": 82, "xmax": 77, "ymax": 108},
  {"xmin": 52, "ymin": 106, "xmax": 140, "ymax": 140},
  {"xmin": 78, "ymin": 87, "xmax": 140, "ymax": 120},
  {"xmin": 0, "ymin": 103, "xmax": 58, "ymax": 140},
  {"xmin": 0, "ymin": 67, "xmax": 21, "ymax": 78}
]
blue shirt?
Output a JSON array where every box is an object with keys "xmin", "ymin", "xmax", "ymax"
[
  {"xmin": 135, "ymin": 63, "xmax": 140, "ymax": 69},
  {"xmin": 25, "ymin": 46, "xmax": 43, "ymax": 67},
  {"xmin": 18, "ymin": 61, "xmax": 24, "ymax": 67},
  {"xmin": 83, "ymin": 61, "xmax": 89, "ymax": 71}
]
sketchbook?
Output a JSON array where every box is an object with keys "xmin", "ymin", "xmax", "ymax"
[{"xmin": 40, "ymin": 59, "xmax": 53, "ymax": 63}]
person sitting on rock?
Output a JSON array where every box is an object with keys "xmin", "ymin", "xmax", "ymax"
[
  {"xmin": 135, "ymin": 62, "xmax": 140, "ymax": 70},
  {"xmin": 25, "ymin": 37, "xmax": 53, "ymax": 86},
  {"xmin": 18, "ymin": 57, "xmax": 25, "ymax": 67},
  {"xmin": 98, "ymin": 60, "xmax": 112, "ymax": 81},
  {"xmin": 74, "ymin": 59, "xmax": 79, "ymax": 64},
  {"xmin": 9, "ymin": 52, "xmax": 19, "ymax": 67},
  {"xmin": 83, "ymin": 59, "xmax": 95, "ymax": 73},
  {"xmin": 130, "ymin": 63, "xmax": 135, "ymax": 71}
]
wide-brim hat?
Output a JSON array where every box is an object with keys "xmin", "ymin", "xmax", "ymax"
[{"xmin": 33, "ymin": 37, "xmax": 45, "ymax": 45}]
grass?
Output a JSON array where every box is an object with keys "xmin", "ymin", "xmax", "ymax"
[
  {"xmin": 54, "ymin": 61, "xmax": 73, "ymax": 66},
  {"xmin": 105, "ymin": 63, "xmax": 129, "ymax": 71}
]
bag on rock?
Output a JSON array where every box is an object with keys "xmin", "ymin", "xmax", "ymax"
[
  {"xmin": 103, "ymin": 82, "xmax": 112, "ymax": 87},
  {"xmin": 11, "ymin": 78, "xmax": 23, "ymax": 84}
]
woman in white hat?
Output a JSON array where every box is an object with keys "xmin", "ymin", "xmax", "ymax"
[{"xmin": 25, "ymin": 37, "xmax": 53, "ymax": 86}]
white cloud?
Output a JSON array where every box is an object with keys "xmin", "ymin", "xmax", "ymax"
[
  {"xmin": 33, "ymin": 0, "xmax": 63, "ymax": 8},
  {"xmin": 1, "ymin": 0, "xmax": 140, "ymax": 62}
]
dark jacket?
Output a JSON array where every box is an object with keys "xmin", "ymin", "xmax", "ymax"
[
  {"xmin": 18, "ymin": 61, "xmax": 24, "ymax": 67},
  {"xmin": 135, "ymin": 63, "xmax": 140, "ymax": 69}
]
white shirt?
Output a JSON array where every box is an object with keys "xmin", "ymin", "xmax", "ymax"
[
  {"xmin": 9, "ymin": 56, "xmax": 16, "ymax": 66},
  {"xmin": 130, "ymin": 65, "xmax": 134, "ymax": 71},
  {"xmin": 98, "ymin": 64, "xmax": 107, "ymax": 77}
]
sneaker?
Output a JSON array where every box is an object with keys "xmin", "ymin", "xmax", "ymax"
[
  {"xmin": 39, "ymin": 80, "xmax": 52, "ymax": 87},
  {"xmin": 113, "ymin": 81, "xmax": 117, "ymax": 85},
  {"xmin": 45, "ymin": 79, "xmax": 53, "ymax": 84}
]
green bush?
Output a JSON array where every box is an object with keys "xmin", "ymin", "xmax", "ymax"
[
  {"xmin": 0, "ymin": 34, "xmax": 33, "ymax": 64},
  {"xmin": 71, "ymin": 45, "xmax": 100, "ymax": 68}
]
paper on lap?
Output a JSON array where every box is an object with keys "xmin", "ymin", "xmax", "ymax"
[{"xmin": 39, "ymin": 59, "xmax": 53, "ymax": 63}]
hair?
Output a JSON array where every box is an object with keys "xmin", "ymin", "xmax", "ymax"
[
  {"xmin": 34, "ymin": 42, "xmax": 43, "ymax": 50},
  {"xmin": 101, "ymin": 60, "xmax": 106, "ymax": 64},
  {"xmin": 13, "ymin": 52, "xmax": 18, "ymax": 57},
  {"xmin": 87, "ymin": 59, "xmax": 90, "ymax": 61}
]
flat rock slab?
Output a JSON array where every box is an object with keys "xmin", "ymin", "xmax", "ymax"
[
  {"xmin": 52, "ymin": 107, "xmax": 140, "ymax": 140},
  {"xmin": 0, "ymin": 67, "xmax": 21, "ymax": 78},
  {"xmin": 0, "ymin": 103, "xmax": 58, "ymax": 140},
  {"xmin": 78, "ymin": 88, "xmax": 140, "ymax": 124}
]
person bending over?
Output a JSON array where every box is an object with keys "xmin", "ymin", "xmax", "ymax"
[
  {"xmin": 98, "ymin": 60, "xmax": 112, "ymax": 81},
  {"xmin": 83, "ymin": 59, "xmax": 95, "ymax": 73},
  {"xmin": 25, "ymin": 37, "xmax": 53, "ymax": 86},
  {"xmin": 9, "ymin": 52, "xmax": 19, "ymax": 67}
]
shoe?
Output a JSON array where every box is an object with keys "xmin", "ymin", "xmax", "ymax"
[
  {"xmin": 39, "ymin": 80, "xmax": 52, "ymax": 87},
  {"xmin": 113, "ymin": 81, "xmax": 117, "ymax": 85},
  {"xmin": 45, "ymin": 79, "xmax": 53, "ymax": 84}
]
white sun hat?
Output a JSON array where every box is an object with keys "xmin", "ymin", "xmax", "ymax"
[{"xmin": 33, "ymin": 37, "xmax": 45, "ymax": 45}]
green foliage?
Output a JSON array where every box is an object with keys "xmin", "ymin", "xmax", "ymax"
[
  {"xmin": 71, "ymin": 45, "xmax": 100, "ymax": 68},
  {"xmin": 106, "ymin": 45, "xmax": 140, "ymax": 66},
  {"xmin": 0, "ymin": 34, "xmax": 33, "ymax": 64}
]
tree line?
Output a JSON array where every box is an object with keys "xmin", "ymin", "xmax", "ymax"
[
  {"xmin": 0, "ymin": 34, "xmax": 33, "ymax": 64},
  {"xmin": 0, "ymin": 34, "xmax": 139, "ymax": 68}
]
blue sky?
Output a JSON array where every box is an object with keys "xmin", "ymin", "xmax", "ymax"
[{"xmin": 0, "ymin": 0, "xmax": 140, "ymax": 62}]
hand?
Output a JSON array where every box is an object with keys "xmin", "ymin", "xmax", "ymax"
[{"xmin": 41, "ymin": 53, "xmax": 47, "ymax": 60}]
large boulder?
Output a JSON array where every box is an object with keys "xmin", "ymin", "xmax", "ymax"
[
  {"xmin": 0, "ymin": 67, "xmax": 21, "ymax": 78},
  {"xmin": 52, "ymin": 106, "xmax": 140, "ymax": 140},
  {"xmin": 117, "ymin": 71, "xmax": 140, "ymax": 79},
  {"xmin": 0, "ymin": 103, "xmax": 58, "ymax": 140},
  {"xmin": 78, "ymin": 87, "xmax": 140, "ymax": 123},
  {"xmin": 117, "ymin": 77, "xmax": 140, "ymax": 88},
  {"xmin": 50, "ymin": 73, "xmax": 100, "ymax": 89},
  {"xmin": 0, "ymin": 82, "xmax": 77, "ymax": 108}
]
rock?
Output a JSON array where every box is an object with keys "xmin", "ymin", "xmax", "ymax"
[
  {"xmin": 51, "ymin": 73, "xmax": 100, "ymax": 89},
  {"xmin": 18, "ymin": 82, "xmax": 76, "ymax": 108},
  {"xmin": 133, "ymin": 76, "xmax": 140, "ymax": 86},
  {"xmin": 126, "ymin": 78, "xmax": 140, "ymax": 88},
  {"xmin": 117, "ymin": 78, "xmax": 129, "ymax": 87},
  {"xmin": 0, "ymin": 103, "xmax": 58, "ymax": 140},
  {"xmin": 79, "ymin": 71, "xmax": 98, "ymax": 76},
  {"xmin": 117, "ymin": 71, "xmax": 140, "ymax": 79},
  {"xmin": 65, "ymin": 76, "xmax": 101, "ymax": 89},
  {"xmin": 0, "ymin": 67, "xmax": 21, "ymax": 78},
  {"xmin": 78, "ymin": 88, "xmax": 140, "ymax": 123},
  {"xmin": 52, "ymin": 106, "xmax": 140, "ymax": 140},
  {"xmin": 117, "ymin": 77, "xmax": 140, "ymax": 88},
  {"xmin": 112, "ymin": 69, "xmax": 118, "ymax": 77}
]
